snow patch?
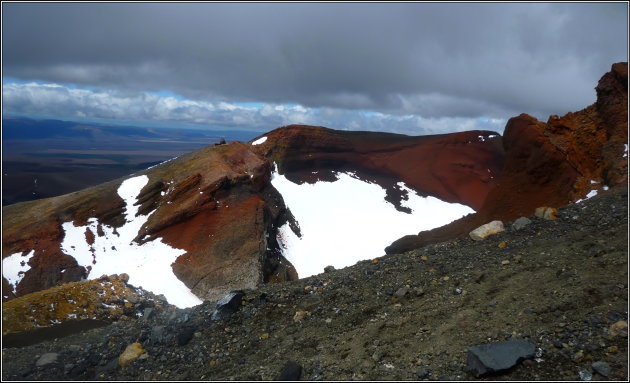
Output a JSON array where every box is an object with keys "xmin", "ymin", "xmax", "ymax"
[
  {"xmin": 146, "ymin": 155, "xmax": 178, "ymax": 170},
  {"xmin": 624, "ymin": 144, "xmax": 628, "ymax": 158},
  {"xmin": 252, "ymin": 136, "xmax": 268, "ymax": 145},
  {"xmin": 272, "ymin": 167, "xmax": 474, "ymax": 278},
  {"xmin": 585, "ymin": 190, "xmax": 598, "ymax": 199},
  {"xmin": 576, "ymin": 189, "xmax": 599, "ymax": 204},
  {"xmin": 60, "ymin": 175, "xmax": 202, "ymax": 308},
  {"xmin": 2, "ymin": 250, "xmax": 35, "ymax": 293}
]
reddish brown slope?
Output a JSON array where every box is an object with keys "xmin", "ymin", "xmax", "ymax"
[
  {"xmin": 2, "ymin": 142, "xmax": 296, "ymax": 303},
  {"xmin": 387, "ymin": 62, "xmax": 628, "ymax": 254},
  {"xmin": 251, "ymin": 126, "xmax": 504, "ymax": 212}
]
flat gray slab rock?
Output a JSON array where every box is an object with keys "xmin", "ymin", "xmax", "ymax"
[{"xmin": 466, "ymin": 338, "xmax": 536, "ymax": 377}]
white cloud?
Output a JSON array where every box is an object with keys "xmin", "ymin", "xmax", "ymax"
[{"xmin": 2, "ymin": 81, "xmax": 506, "ymax": 135}]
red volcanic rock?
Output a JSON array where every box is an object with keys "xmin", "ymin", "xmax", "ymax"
[
  {"xmin": 387, "ymin": 62, "xmax": 628, "ymax": 254},
  {"xmin": 251, "ymin": 126, "xmax": 504, "ymax": 212},
  {"xmin": 4, "ymin": 63, "xmax": 625, "ymax": 304},
  {"xmin": 482, "ymin": 62, "xmax": 627, "ymax": 220},
  {"xmin": 2, "ymin": 142, "xmax": 297, "ymax": 304}
]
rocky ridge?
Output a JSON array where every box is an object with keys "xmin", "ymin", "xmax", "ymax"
[
  {"xmin": 387, "ymin": 62, "xmax": 628, "ymax": 254},
  {"xmin": 1, "ymin": 185, "xmax": 627, "ymax": 381},
  {"xmin": 2, "ymin": 141, "xmax": 297, "ymax": 304},
  {"xmin": 3, "ymin": 118, "xmax": 505, "ymax": 306}
]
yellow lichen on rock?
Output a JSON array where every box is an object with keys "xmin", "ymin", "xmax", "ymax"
[
  {"xmin": 535, "ymin": 207, "xmax": 559, "ymax": 220},
  {"xmin": 1, "ymin": 274, "xmax": 166, "ymax": 335},
  {"xmin": 118, "ymin": 342, "xmax": 144, "ymax": 367},
  {"xmin": 609, "ymin": 320, "xmax": 628, "ymax": 337}
]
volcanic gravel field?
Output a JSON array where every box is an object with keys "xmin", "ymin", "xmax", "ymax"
[{"xmin": 2, "ymin": 186, "xmax": 628, "ymax": 381}]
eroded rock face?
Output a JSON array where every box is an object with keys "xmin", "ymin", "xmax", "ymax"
[
  {"xmin": 2, "ymin": 142, "xmax": 296, "ymax": 305},
  {"xmin": 387, "ymin": 62, "xmax": 628, "ymax": 254},
  {"xmin": 488, "ymin": 63, "xmax": 627, "ymax": 214}
]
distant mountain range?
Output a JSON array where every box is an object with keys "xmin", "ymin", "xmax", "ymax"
[
  {"xmin": 2, "ymin": 116, "xmax": 262, "ymax": 142},
  {"xmin": 1, "ymin": 117, "xmax": 263, "ymax": 205}
]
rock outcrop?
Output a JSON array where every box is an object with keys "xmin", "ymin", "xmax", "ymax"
[
  {"xmin": 2, "ymin": 274, "xmax": 173, "ymax": 341},
  {"xmin": 2, "ymin": 142, "xmax": 297, "ymax": 305},
  {"xmin": 387, "ymin": 62, "xmax": 628, "ymax": 254}
]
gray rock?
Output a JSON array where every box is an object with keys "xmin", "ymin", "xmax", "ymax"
[
  {"xmin": 591, "ymin": 361, "xmax": 611, "ymax": 377},
  {"xmin": 415, "ymin": 369, "xmax": 430, "ymax": 379},
  {"xmin": 578, "ymin": 369, "xmax": 593, "ymax": 381},
  {"xmin": 63, "ymin": 363, "xmax": 74, "ymax": 375},
  {"xmin": 211, "ymin": 291, "xmax": 245, "ymax": 321},
  {"xmin": 150, "ymin": 325, "xmax": 169, "ymax": 344},
  {"xmin": 466, "ymin": 338, "xmax": 536, "ymax": 377},
  {"xmin": 512, "ymin": 217, "xmax": 532, "ymax": 231},
  {"xmin": 36, "ymin": 353, "xmax": 58, "ymax": 367},
  {"xmin": 177, "ymin": 326, "xmax": 196, "ymax": 346},
  {"xmin": 142, "ymin": 307, "xmax": 154, "ymax": 321},
  {"xmin": 394, "ymin": 287, "xmax": 409, "ymax": 298},
  {"xmin": 93, "ymin": 358, "xmax": 119, "ymax": 378},
  {"xmin": 324, "ymin": 265, "xmax": 336, "ymax": 273},
  {"xmin": 277, "ymin": 361, "xmax": 302, "ymax": 380}
]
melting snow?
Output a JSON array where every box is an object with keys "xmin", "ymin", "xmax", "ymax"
[
  {"xmin": 252, "ymin": 136, "xmax": 268, "ymax": 145},
  {"xmin": 585, "ymin": 190, "xmax": 598, "ymax": 198},
  {"xmin": 2, "ymin": 250, "xmax": 35, "ymax": 293},
  {"xmin": 576, "ymin": 189, "xmax": 599, "ymax": 204},
  {"xmin": 272, "ymin": 167, "xmax": 475, "ymax": 278},
  {"xmin": 60, "ymin": 175, "xmax": 202, "ymax": 308}
]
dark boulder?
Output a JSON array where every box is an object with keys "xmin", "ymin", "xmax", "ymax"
[
  {"xmin": 211, "ymin": 290, "xmax": 245, "ymax": 321},
  {"xmin": 466, "ymin": 338, "xmax": 536, "ymax": 377}
]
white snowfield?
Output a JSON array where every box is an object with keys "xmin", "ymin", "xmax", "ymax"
[
  {"xmin": 2, "ymin": 250, "xmax": 36, "ymax": 297},
  {"xmin": 272, "ymin": 166, "xmax": 475, "ymax": 278},
  {"xmin": 252, "ymin": 136, "xmax": 268, "ymax": 145},
  {"xmin": 60, "ymin": 175, "xmax": 203, "ymax": 308}
]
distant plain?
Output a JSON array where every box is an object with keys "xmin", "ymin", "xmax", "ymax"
[{"xmin": 2, "ymin": 117, "xmax": 262, "ymax": 206}]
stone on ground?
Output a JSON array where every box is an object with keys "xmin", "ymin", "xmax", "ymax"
[
  {"xmin": 469, "ymin": 220, "xmax": 505, "ymax": 241},
  {"xmin": 118, "ymin": 343, "xmax": 144, "ymax": 367},
  {"xmin": 466, "ymin": 338, "xmax": 536, "ymax": 377}
]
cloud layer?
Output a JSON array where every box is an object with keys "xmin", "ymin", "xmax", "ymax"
[
  {"xmin": 2, "ymin": 81, "xmax": 506, "ymax": 135},
  {"xmin": 2, "ymin": 3, "xmax": 627, "ymax": 133}
]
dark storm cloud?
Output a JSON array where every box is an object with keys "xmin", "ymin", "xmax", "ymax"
[{"xmin": 3, "ymin": 2, "xmax": 628, "ymax": 121}]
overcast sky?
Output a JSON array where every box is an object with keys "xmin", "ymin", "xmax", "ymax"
[{"xmin": 2, "ymin": 2, "xmax": 628, "ymax": 135}]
